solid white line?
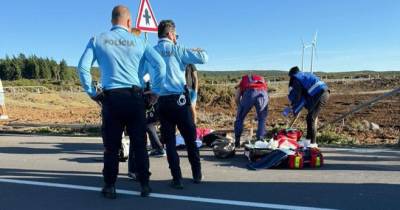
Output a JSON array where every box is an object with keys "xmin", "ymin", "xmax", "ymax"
[
  {"xmin": 333, "ymin": 148, "xmax": 400, "ymax": 154},
  {"xmin": 0, "ymin": 178, "xmax": 336, "ymax": 210}
]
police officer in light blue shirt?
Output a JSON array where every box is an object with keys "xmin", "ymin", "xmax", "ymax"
[
  {"xmin": 151, "ymin": 20, "xmax": 208, "ymax": 189},
  {"xmin": 77, "ymin": 5, "xmax": 165, "ymax": 199}
]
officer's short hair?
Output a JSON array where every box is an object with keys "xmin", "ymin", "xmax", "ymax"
[
  {"xmin": 289, "ymin": 66, "xmax": 300, "ymax": 76},
  {"xmin": 112, "ymin": 5, "xmax": 130, "ymax": 21},
  {"xmin": 158, "ymin": 20, "xmax": 176, "ymax": 38}
]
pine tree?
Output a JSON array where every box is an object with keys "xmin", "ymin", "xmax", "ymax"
[
  {"xmin": 59, "ymin": 59, "xmax": 68, "ymax": 80},
  {"xmin": 25, "ymin": 56, "xmax": 40, "ymax": 79},
  {"xmin": 50, "ymin": 60, "xmax": 60, "ymax": 81}
]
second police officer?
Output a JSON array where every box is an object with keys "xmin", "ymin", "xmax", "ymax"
[{"xmin": 151, "ymin": 20, "xmax": 208, "ymax": 189}]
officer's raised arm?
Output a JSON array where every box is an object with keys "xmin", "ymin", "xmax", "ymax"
[
  {"xmin": 77, "ymin": 37, "xmax": 97, "ymax": 97},
  {"xmin": 178, "ymin": 46, "xmax": 209, "ymax": 65},
  {"xmin": 143, "ymin": 44, "xmax": 166, "ymax": 94}
]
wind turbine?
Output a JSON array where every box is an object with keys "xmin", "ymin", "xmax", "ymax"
[
  {"xmin": 310, "ymin": 31, "xmax": 318, "ymax": 73},
  {"xmin": 301, "ymin": 39, "xmax": 312, "ymax": 71},
  {"xmin": 301, "ymin": 31, "xmax": 318, "ymax": 73},
  {"xmin": 301, "ymin": 39, "xmax": 306, "ymax": 71}
]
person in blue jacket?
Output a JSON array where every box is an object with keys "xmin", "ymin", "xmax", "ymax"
[
  {"xmin": 77, "ymin": 5, "xmax": 165, "ymax": 198},
  {"xmin": 284, "ymin": 66, "xmax": 329, "ymax": 148},
  {"xmin": 152, "ymin": 20, "xmax": 208, "ymax": 189}
]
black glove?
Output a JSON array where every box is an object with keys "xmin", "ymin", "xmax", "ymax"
[
  {"xmin": 144, "ymin": 92, "xmax": 159, "ymax": 107},
  {"xmin": 144, "ymin": 93, "xmax": 151, "ymax": 109},
  {"xmin": 91, "ymin": 92, "xmax": 104, "ymax": 105}
]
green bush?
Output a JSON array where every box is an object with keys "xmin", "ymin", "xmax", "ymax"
[{"xmin": 317, "ymin": 129, "xmax": 355, "ymax": 145}]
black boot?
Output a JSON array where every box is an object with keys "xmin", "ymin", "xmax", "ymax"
[
  {"xmin": 192, "ymin": 169, "xmax": 203, "ymax": 184},
  {"xmin": 101, "ymin": 184, "xmax": 116, "ymax": 199},
  {"xmin": 235, "ymin": 137, "xmax": 241, "ymax": 148},
  {"xmin": 140, "ymin": 183, "xmax": 152, "ymax": 197},
  {"xmin": 170, "ymin": 179, "xmax": 184, "ymax": 189},
  {"xmin": 193, "ymin": 174, "xmax": 203, "ymax": 184}
]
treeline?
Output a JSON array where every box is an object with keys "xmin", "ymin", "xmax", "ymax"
[{"xmin": 0, "ymin": 53, "xmax": 77, "ymax": 81}]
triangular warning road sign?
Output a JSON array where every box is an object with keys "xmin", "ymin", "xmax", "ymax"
[{"xmin": 136, "ymin": 0, "xmax": 158, "ymax": 33}]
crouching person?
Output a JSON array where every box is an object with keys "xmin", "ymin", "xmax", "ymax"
[
  {"xmin": 284, "ymin": 66, "xmax": 330, "ymax": 148},
  {"xmin": 234, "ymin": 74, "xmax": 269, "ymax": 147}
]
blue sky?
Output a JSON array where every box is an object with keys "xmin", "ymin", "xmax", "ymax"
[{"xmin": 0, "ymin": 0, "xmax": 399, "ymax": 72}]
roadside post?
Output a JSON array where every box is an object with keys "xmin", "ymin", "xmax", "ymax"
[{"xmin": 0, "ymin": 78, "xmax": 8, "ymax": 120}]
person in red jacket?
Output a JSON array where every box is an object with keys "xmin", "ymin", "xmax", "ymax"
[{"xmin": 234, "ymin": 74, "xmax": 269, "ymax": 147}]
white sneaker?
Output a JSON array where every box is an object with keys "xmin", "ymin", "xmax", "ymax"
[
  {"xmin": 309, "ymin": 143, "xmax": 318, "ymax": 148},
  {"xmin": 0, "ymin": 115, "xmax": 8, "ymax": 120}
]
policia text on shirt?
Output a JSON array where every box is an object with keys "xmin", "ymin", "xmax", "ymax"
[
  {"xmin": 104, "ymin": 39, "xmax": 135, "ymax": 47},
  {"xmin": 77, "ymin": 5, "xmax": 166, "ymax": 199}
]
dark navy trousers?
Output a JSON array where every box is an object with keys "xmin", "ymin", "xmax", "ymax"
[
  {"xmin": 101, "ymin": 88, "xmax": 150, "ymax": 185},
  {"xmin": 234, "ymin": 89, "xmax": 269, "ymax": 140},
  {"xmin": 158, "ymin": 94, "xmax": 201, "ymax": 180}
]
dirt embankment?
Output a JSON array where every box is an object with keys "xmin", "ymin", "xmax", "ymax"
[
  {"xmin": 195, "ymin": 78, "xmax": 399, "ymax": 145},
  {"xmin": 1, "ymin": 78, "xmax": 399, "ymax": 145},
  {"xmin": 4, "ymin": 92, "xmax": 101, "ymax": 124}
]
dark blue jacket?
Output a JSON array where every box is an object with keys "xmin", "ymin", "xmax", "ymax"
[{"xmin": 288, "ymin": 72, "xmax": 328, "ymax": 114}]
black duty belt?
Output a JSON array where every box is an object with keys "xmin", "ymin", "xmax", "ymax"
[
  {"xmin": 104, "ymin": 86, "xmax": 143, "ymax": 95},
  {"xmin": 159, "ymin": 93, "xmax": 189, "ymax": 106}
]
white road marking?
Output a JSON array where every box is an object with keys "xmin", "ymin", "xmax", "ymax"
[
  {"xmin": 0, "ymin": 178, "xmax": 336, "ymax": 210},
  {"xmin": 333, "ymin": 148, "xmax": 400, "ymax": 154}
]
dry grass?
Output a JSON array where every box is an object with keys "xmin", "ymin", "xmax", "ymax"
[
  {"xmin": 2, "ymin": 78, "xmax": 399, "ymax": 145},
  {"xmin": 6, "ymin": 92, "xmax": 95, "ymax": 110}
]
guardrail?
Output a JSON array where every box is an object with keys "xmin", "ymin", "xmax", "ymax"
[
  {"xmin": 2, "ymin": 86, "xmax": 84, "ymax": 94},
  {"xmin": 0, "ymin": 77, "xmax": 388, "ymax": 94},
  {"xmin": 201, "ymin": 77, "xmax": 375, "ymax": 87},
  {"xmin": 319, "ymin": 87, "xmax": 400, "ymax": 130},
  {"xmin": 3, "ymin": 86, "xmax": 51, "ymax": 94}
]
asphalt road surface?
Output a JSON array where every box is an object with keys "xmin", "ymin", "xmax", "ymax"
[{"xmin": 0, "ymin": 135, "xmax": 399, "ymax": 210}]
